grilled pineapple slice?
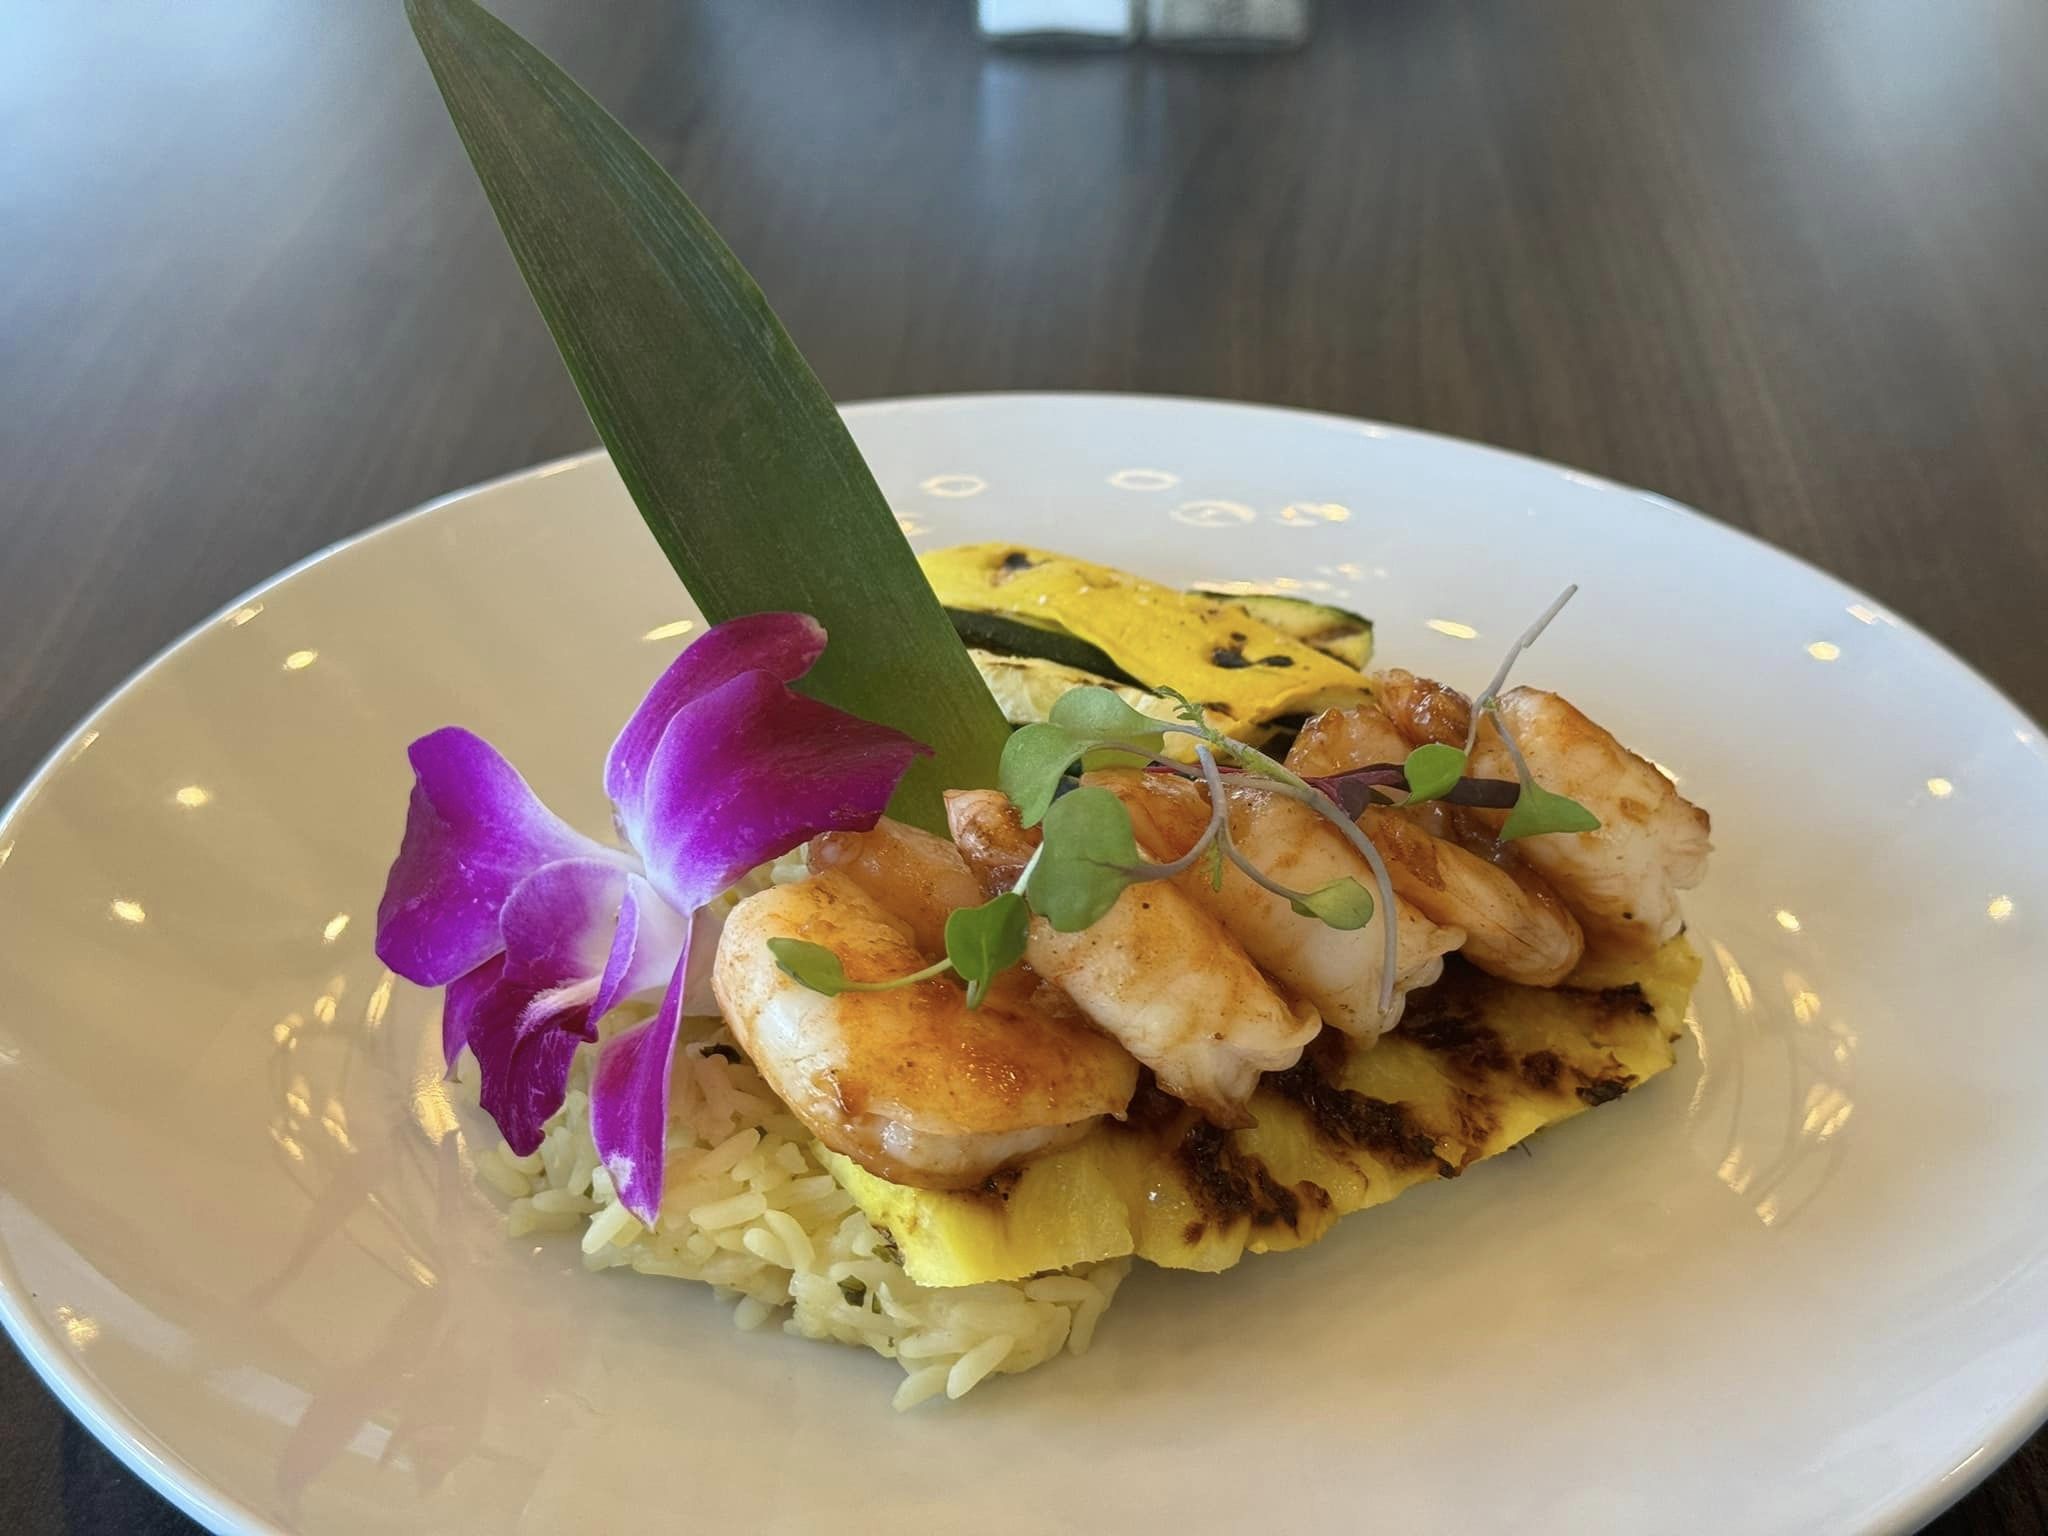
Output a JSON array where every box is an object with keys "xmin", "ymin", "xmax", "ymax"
[{"xmin": 826, "ymin": 938, "xmax": 1698, "ymax": 1287}]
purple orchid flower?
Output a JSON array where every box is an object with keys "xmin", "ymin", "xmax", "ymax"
[{"xmin": 374, "ymin": 612, "xmax": 929, "ymax": 1222}]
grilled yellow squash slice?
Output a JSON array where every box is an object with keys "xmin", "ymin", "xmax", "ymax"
[
  {"xmin": 826, "ymin": 939, "xmax": 1697, "ymax": 1287},
  {"xmin": 921, "ymin": 543, "xmax": 1374, "ymax": 733}
]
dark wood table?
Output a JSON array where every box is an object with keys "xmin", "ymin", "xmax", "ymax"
[{"xmin": 4, "ymin": 2, "xmax": 2046, "ymax": 1530}]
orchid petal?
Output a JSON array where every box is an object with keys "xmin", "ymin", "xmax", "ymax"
[
  {"xmin": 590, "ymin": 909, "xmax": 718, "ymax": 1224},
  {"xmin": 447, "ymin": 956, "xmax": 604, "ymax": 1156},
  {"xmin": 498, "ymin": 857, "xmax": 630, "ymax": 988},
  {"xmin": 466, "ymin": 969, "xmax": 598, "ymax": 1155},
  {"xmin": 605, "ymin": 613, "xmax": 826, "ymax": 849},
  {"xmin": 589, "ymin": 872, "xmax": 692, "ymax": 1022},
  {"xmin": 453, "ymin": 858, "xmax": 628, "ymax": 1152},
  {"xmin": 441, "ymin": 955, "xmax": 504, "ymax": 1071},
  {"xmin": 375, "ymin": 728, "xmax": 620, "ymax": 986},
  {"xmin": 677, "ymin": 902, "xmax": 725, "ymax": 1017},
  {"xmin": 636, "ymin": 669, "xmax": 930, "ymax": 913}
]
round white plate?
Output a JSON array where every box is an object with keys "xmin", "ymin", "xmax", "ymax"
[{"xmin": 3, "ymin": 395, "xmax": 2044, "ymax": 1535}]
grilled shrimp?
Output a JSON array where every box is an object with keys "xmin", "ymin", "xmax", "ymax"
[
  {"xmin": 1288, "ymin": 703, "xmax": 1585, "ymax": 986},
  {"xmin": 713, "ymin": 871, "xmax": 1138, "ymax": 1189},
  {"xmin": 1369, "ymin": 668, "xmax": 1474, "ymax": 749},
  {"xmin": 1087, "ymin": 769, "xmax": 1464, "ymax": 1038},
  {"xmin": 1466, "ymin": 687, "xmax": 1710, "ymax": 956},
  {"xmin": 945, "ymin": 789, "xmax": 1319, "ymax": 1127},
  {"xmin": 808, "ymin": 818, "xmax": 985, "ymax": 955}
]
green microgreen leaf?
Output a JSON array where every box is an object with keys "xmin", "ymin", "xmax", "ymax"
[
  {"xmin": 944, "ymin": 892, "xmax": 1031, "ymax": 1009},
  {"xmin": 1155, "ymin": 686, "xmax": 1210, "ymax": 730},
  {"xmin": 404, "ymin": 0, "xmax": 1008, "ymax": 833},
  {"xmin": 767, "ymin": 938, "xmax": 852, "ymax": 996},
  {"xmin": 768, "ymin": 940, "xmax": 954, "ymax": 998},
  {"xmin": 999, "ymin": 723, "xmax": 1089, "ymax": 827},
  {"xmin": 1501, "ymin": 783, "xmax": 1602, "ymax": 840},
  {"xmin": 1400, "ymin": 743, "xmax": 1468, "ymax": 805},
  {"xmin": 1048, "ymin": 686, "xmax": 1167, "ymax": 751},
  {"xmin": 1288, "ymin": 876, "xmax": 1376, "ymax": 930},
  {"xmin": 1021, "ymin": 786, "xmax": 1142, "ymax": 933}
]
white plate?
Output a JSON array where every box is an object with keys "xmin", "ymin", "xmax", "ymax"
[{"xmin": 3, "ymin": 395, "xmax": 2044, "ymax": 1535}]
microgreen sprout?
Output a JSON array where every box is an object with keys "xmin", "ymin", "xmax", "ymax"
[
  {"xmin": 1399, "ymin": 742, "xmax": 1468, "ymax": 805},
  {"xmin": 1463, "ymin": 583, "xmax": 1581, "ymax": 754},
  {"xmin": 769, "ymin": 890, "xmax": 1030, "ymax": 1008},
  {"xmin": 1449, "ymin": 583, "xmax": 1603, "ymax": 838}
]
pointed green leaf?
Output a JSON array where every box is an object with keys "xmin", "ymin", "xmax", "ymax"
[
  {"xmin": 405, "ymin": 0, "xmax": 1007, "ymax": 831},
  {"xmin": 1501, "ymin": 783, "xmax": 1602, "ymax": 840},
  {"xmin": 767, "ymin": 938, "xmax": 850, "ymax": 996}
]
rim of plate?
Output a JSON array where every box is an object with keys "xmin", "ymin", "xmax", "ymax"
[{"xmin": 0, "ymin": 392, "xmax": 2042, "ymax": 1536}]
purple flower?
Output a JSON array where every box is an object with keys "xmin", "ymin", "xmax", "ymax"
[{"xmin": 375, "ymin": 613, "xmax": 928, "ymax": 1222}]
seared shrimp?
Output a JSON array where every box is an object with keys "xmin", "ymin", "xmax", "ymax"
[
  {"xmin": 945, "ymin": 790, "xmax": 1319, "ymax": 1127},
  {"xmin": 1088, "ymin": 769, "xmax": 1464, "ymax": 1038},
  {"xmin": 1369, "ymin": 668, "xmax": 1474, "ymax": 749},
  {"xmin": 1465, "ymin": 687, "xmax": 1710, "ymax": 957},
  {"xmin": 713, "ymin": 871, "xmax": 1138, "ymax": 1189},
  {"xmin": 1287, "ymin": 703, "xmax": 1586, "ymax": 987},
  {"xmin": 809, "ymin": 818, "xmax": 985, "ymax": 955},
  {"xmin": 1355, "ymin": 805, "xmax": 1583, "ymax": 986},
  {"xmin": 1286, "ymin": 698, "xmax": 1417, "ymax": 777}
]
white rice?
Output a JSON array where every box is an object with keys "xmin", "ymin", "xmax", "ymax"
[{"xmin": 471, "ymin": 1015, "xmax": 1128, "ymax": 1408}]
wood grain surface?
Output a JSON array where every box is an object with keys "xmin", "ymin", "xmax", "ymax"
[{"xmin": 2, "ymin": 2, "xmax": 2044, "ymax": 1531}]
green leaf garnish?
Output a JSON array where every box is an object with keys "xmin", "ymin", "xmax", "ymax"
[
  {"xmin": 1048, "ymin": 686, "xmax": 1166, "ymax": 750},
  {"xmin": 769, "ymin": 939, "xmax": 955, "ymax": 999},
  {"xmin": 1400, "ymin": 743, "xmax": 1468, "ymax": 805},
  {"xmin": 404, "ymin": 0, "xmax": 1007, "ymax": 833},
  {"xmin": 1501, "ymin": 783, "xmax": 1602, "ymax": 840},
  {"xmin": 1022, "ymin": 786, "xmax": 1142, "ymax": 933},
  {"xmin": 767, "ymin": 938, "xmax": 851, "ymax": 996},
  {"xmin": 944, "ymin": 892, "xmax": 1031, "ymax": 1009},
  {"xmin": 998, "ymin": 723, "xmax": 1090, "ymax": 828},
  {"xmin": 1001, "ymin": 687, "xmax": 1173, "ymax": 827},
  {"xmin": 1288, "ymin": 876, "xmax": 1376, "ymax": 930}
]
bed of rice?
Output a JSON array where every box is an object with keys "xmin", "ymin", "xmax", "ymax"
[{"xmin": 466, "ymin": 1016, "xmax": 1129, "ymax": 1410}]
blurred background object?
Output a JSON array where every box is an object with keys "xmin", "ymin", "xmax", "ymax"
[
  {"xmin": 1146, "ymin": 0, "xmax": 1312, "ymax": 50},
  {"xmin": 3, "ymin": 2, "xmax": 2047, "ymax": 1532},
  {"xmin": 979, "ymin": 0, "xmax": 1141, "ymax": 47}
]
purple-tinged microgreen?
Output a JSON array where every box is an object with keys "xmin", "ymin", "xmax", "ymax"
[
  {"xmin": 1399, "ymin": 743, "xmax": 1468, "ymax": 805},
  {"xmin": 944, "ymin": 891, "xmax": 1030, "ymax": 1008}
]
